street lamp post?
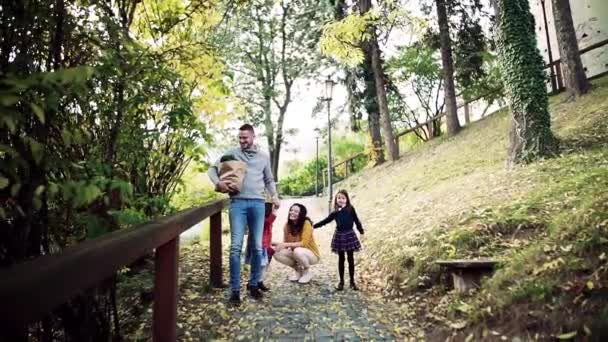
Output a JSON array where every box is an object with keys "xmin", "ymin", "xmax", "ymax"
[{"xmin": 323, "ymin": 76, "xmax": 336, "ymax": 214}]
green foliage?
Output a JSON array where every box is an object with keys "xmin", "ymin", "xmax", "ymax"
[
  {"xmin": 220, "ymin": 0, "xmax": 332, "ymax": 176},
  {"xmin": 279, "ymin": 134, "xmax": 367, "ymax": 196},
  {"xmin": 389, "ymin": 44, "xmax": 441, "ymax": 81},
  {"xmin": 319, "ymin": 2, "xmax": 419, "ymax": 66},
  {"xmin": 170, "ymin": 161, "xmax": 219, "ymax": 211},
  {"xmin": 319, "ymin": 12, "xmax": 375, "ymax": 65},
  {"xmin": 461, "ymin": 52, "xmax": 505, "ymax": 107},
  {"xmin": 386, "ymin": 44, "xmax": 444, "ymax": 139},
  {"xmin": 278, "ymin": 158, "xmax": 327, "ymax": 196},
  {"xmin": 0, "ymin": 0, "xmax": 227, "ymax": 313},
  {"xmin": 398, "ymin": 132, "xmax": 425, "ymax": 152}
]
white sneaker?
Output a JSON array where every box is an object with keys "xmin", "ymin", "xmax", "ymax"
[
  {"xmin": 298, "ymin": 268, "xmax": 312, "ymax": 284},
  {"xmin": 289, "ymin": 268, "xmax": 302, "ymax": 281}
]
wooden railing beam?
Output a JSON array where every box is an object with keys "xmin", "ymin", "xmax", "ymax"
[{"xmin": 0, "ymin": 198, "xmax": 228, "ymax": 327}]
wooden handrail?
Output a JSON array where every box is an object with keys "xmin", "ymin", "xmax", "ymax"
[
  {"xmin": 395, "ymin": 112, "xmax": 448, "ymax": 139},
  {"xmin": 333, "ymin": 151, "xmax": 367, "ymax": 169},
  {"xmin": 544, "ymin": 38, "xmax": 608, "ymax": 93},
  {"xmin": 0, "ymin": 198, "xmax": 229, "ymax": 340},
  {"xmin": 545, "ymin": 38, "xmax": 608, "ymax": 68}
]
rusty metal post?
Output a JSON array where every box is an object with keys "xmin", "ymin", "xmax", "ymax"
[
  {"xmin": 153, "ymin": 237, "xmax": 179, "ymax": 342},
  {"xmin": 209, "ymin": 212, "xmax": 223, "ymax": 288}
]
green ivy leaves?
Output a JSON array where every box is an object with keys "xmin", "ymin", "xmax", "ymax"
[{"xmin": 496, "ymin": 0, "xmax": 558, "ymax": 164}]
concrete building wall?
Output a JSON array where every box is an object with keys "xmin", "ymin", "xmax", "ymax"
[{"xmin": 530, "ymin": 0, "xmax": 608, "ymax": 81}]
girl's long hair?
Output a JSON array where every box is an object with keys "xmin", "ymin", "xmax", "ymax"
[
  {"xmin": 286, "ymin": 203, "xmax": 312, "ymax": 236},
  {"xmin": 334, "ymin": 189, "xmax": 354, "ymax": 212}
]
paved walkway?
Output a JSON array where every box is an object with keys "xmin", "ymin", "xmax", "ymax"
[
  {"xmin": 154, "ymin": 197, "xmax": 420, "ymax": 341},
  {"xmin": 222, "ymin": 197, "xmax": 401, "ymax": 341}
]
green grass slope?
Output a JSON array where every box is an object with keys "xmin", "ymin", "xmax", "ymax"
[{"xmin": 341, "ymin": 76, "xmax": 608, "ymax": 340}]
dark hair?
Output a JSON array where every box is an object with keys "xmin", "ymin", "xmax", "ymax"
[
  {"xmin": 239, "ymin": 124, "xmax": 255, "ymax": 133},
  {"xmin": 220, "ymin": 154, "xmax": 237, "ymax": 162},
  {"xmin": 334, "ymin": 189, "xmax": 354, "ymax": 212},
  {"xmin": 264, "ymin": 202, "xmax": 273, "ymax": 218},
  {"xmin": 286, "ymin": 203, "xmax": 311, "ymax": 236}
]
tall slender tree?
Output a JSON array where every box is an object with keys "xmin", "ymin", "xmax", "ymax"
[
  {"xmin": 361, "ymin": 55, "xmax": 387, "ymax": 165},
  {"xmin": 330, "ymin": 0, "xmax": 385, "ymax": 165},
  {"xmin": 551, "ymin": 0, "xmax": 590, "ymax": 97},
  {"xmin": 494, "ymin": 0, "xmax": 559, "ymax": 165},
  {"xmin": 224, "ymin": 0, "xmax": 330, "ymax": 178},
  {"xmin": 333, "ymin": 0, "xmax": 362, "ymax": 134},
  {"xmin": 435, "ymin": 0, "xmax": 461, "ymax": 136},
  {"xmin": 359, "ymin": 0, "xmax": 399, "ymax": 161}
]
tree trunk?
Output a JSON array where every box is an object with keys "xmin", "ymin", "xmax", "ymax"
[
  {"xmin": 495, "ymin": 0, "xmax": 559, "ymax": 166},
  {"xmin": 362, "ymin": 50, "xmax": 385, "ymax": 165},
  {"xmin": 436, "ymin": 0, "xmax": 461, "ymax": 136},
  {"xmin": 271, "ymin": 142, "xmax": 281, "ymax": 180},
  {"xmin": 345, "ymin": 70, "xmax": 361, "ymax": 132},
  {"xmin": 263, "ymin": 97, "xmax": 277, "ymax": 175},
  {"xmin": 552, "ymin": 0, "xmax": 590, "ymax": 97},
  {"xmin": 360, "ymin": 0, "xmax": 398, "ymax": 161},
  {"xmin": 433, "ymin": 118, "xmax": 442, "ymax": 137},
  {"xmin": 464, "ymin": 102, "xmax": 470, "ymax": 125},
  {"xmin": 370, "ymin": 41, "xmax": 399, "ymax": 160},
  {"xmin": 271, "ymin": 107, "xmax": 285, "ymax": 180},
  {"xmin": 105, "ymin": 80, "xmax": 124, "ymax": 166},
  {"xmin": 426, "ymin": 122, "xmax": 434, "ymax": 139}
]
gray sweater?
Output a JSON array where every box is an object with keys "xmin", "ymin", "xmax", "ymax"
[{"xmin": 207, "ymin": 146, "xmax": 277, "ymax": 200}]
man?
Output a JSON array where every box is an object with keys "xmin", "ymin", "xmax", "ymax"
[{"xmin": 208, "ymin": 124, "xmax": 280, "ymax": 306}]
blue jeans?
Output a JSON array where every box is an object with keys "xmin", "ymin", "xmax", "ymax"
[{"xmin": 228, "ymin": 198, "xmax": 265, "ymax": 292}]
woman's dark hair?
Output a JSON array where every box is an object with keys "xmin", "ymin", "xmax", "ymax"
[
  {"xmin": 286, "ymin": 203, "xmax": 311, "ymax": 235},
  {"xmin": 333, "ymin": 189, "xmax": 353, "ymax": 211}
]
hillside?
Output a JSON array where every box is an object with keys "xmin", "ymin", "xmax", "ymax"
[{"xmin": 340, "ymin": 76, "xmax": 608, "ymax": 339}]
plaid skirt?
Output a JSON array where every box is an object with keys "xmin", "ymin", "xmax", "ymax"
[{"xmin": 331, "ymin": 229, "xmax": 361, "ymax": 253}]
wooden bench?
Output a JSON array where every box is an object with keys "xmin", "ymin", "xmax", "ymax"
[{"xmin": 436, "ymin": 259, "xmax": 499, "ymax": 293}]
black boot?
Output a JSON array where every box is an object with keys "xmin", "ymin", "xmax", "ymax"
[
  {"xmin": 249, "ymin": 286, "xmax": 264, "ymax": 300},
  {"xmin": 258, "ymin": 282, "xmax": 270, "ymax": 292},
  {"xmin": 350, "ymin": 282, "xmax": 359, "ymax": 291},
  {"xmin": 247, "ymin": 282, "xmax": 270, "ymax": 292},
  {"xmin": 229, "ymin": 291, "xmax": 241, "ymax": 306},
  {"xmin": 336, "ymin": 281, "xmax": 344, "ymax": 291}
]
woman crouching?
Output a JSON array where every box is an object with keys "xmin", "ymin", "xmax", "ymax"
[{"xmin": 272, "ymin": 203, "xmax": 320, "ymax": 284}]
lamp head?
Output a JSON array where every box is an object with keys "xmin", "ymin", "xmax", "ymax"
[{"xmin": 324, "ymin": 75, "xmax": 335, "ymax": 100}]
